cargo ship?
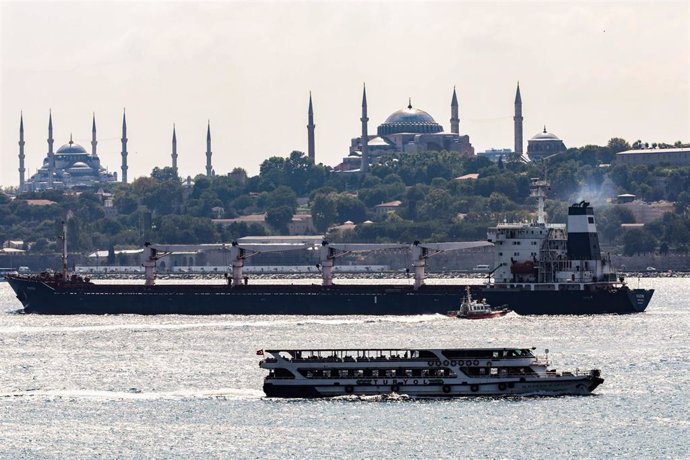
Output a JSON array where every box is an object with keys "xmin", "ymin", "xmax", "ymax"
[{"xmin": 4, "ymin": 182, "xmax": 653, "ymax": 315}]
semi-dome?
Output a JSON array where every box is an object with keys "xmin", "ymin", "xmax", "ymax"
[{"xmin": 377, "ymin": 100, "xmax": 444, "ymax": 136}]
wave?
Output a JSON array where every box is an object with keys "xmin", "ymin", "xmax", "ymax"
[
  {"xmin": 0, "ymin": 387, "xmax": 264, "ymax": 401},
  {"xmin": 0, "ymin": 315, "xmax": 444, "ymax": 335}
]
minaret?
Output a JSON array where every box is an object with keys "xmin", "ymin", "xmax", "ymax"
[
  {"xmin": 47, "ymin": 110, "xmax": 55, "ymax": 187},
  {"xmin": 206, "ymin": 121, "xmax": 213, "ymax": 177},
  {"xmin": 18, "ymin": 112, "xmax": 26, "ymax": 192},
  {"xmin": 121, "ymin": 109, "xmax": 128, "ymax": 183},
  {"xmin": 307, "ymin": 92, "xmax": 316, "ymax": 163},
  {"xmin": 91, "ymin": 113, "xmax": 98, "ymax": 157},
  {"xmin": 514, "ymin": 82, "xmax": 523, "ymax": 157},
  {"xmin": 360, "ymin": 84, "xmax": 369, "ymax": 173},
  {"xmin": 450, "ymin": 86, "xmax": 459, "ymax": 134},
  {"xmin": 171, "ymin": 124, "xmax": 178, "ymax": 173}
]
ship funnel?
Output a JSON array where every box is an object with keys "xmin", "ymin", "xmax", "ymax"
[{"xmin": 566, "ymin": 201, "xmax": 601, "ymax": 261}]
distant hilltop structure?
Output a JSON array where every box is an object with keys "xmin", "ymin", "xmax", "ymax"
[
  {"xmin": 615, "ymin": 146, "xmax": 690, "ymax": 167},
  {"xmin": 17, "ymin": 109, "xmax": 219, "ymax": 193},
  {"xmin": 336, "ymin": 86, "xmax": 475, "ymax": 172},
  {"xmin": 480, "ymin": 82, "xmax": 567, "ymax": 163},
  {"xmin": 19, "ymin": 111, "xmax": 118, "ymax": 192},
  {"xmin": 526, "ymin": 125, "xmax": 567, "ymax": 161}
]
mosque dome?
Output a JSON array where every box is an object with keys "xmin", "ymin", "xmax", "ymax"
[
  {"xmin": 377, "ymin": 100, "xmax": 444, "ymax": 136},
  {"xmin": 56, "ymin": 138, "xmax": 88, "ymax": 155},
  {"xmin": 531, "ymin": 126, "xmax": 561, "ymax": 141}
]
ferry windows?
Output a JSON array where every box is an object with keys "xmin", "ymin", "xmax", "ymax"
[
  {"xmin": 273, "ymin": 368, "xmax": 295, "ymax": 379},
  {"xmin": 588, "ymin": 217, "xmax": 594, "ymax": 224}
]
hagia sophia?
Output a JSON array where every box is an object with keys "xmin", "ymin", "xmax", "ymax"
[{"xmin": 15, "ymin": 83, "xmax": 568, "ymax": 191}]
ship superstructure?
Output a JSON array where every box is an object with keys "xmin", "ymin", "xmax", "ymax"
[
  {"xmin": 488, "ymin": 201, "xmax": 617, "ymax": 287},
  {"xmin": 481, "ymin": 179, "xmax": 653, "ymax": 314},
  {"xmin": 489, "ymin": 178, "xmax": 618, "ymax": 289}
]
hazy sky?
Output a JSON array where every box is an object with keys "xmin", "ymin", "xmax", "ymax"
[{"xmin": 1, "ymin": 0, "xmax": 688, "ymax": 188}]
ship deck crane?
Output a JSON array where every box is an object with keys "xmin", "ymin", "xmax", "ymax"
[
  {"xmin": 142, "ymin": 241, "xmax": 310, "ymax": 286},
  {"xmin": 319, "ymin": 242, "xmax": 406, "ymax": 286},
  {"xmin": 410, "ymin": 241, "xmax": 493, "ymax": 289},
  {"xmin": 321, "ymin": 241, "xmax": 493, "ymax": 289}
]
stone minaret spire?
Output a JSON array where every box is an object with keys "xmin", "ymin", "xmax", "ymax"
[
  {"xmin": 307, "ymin": 91, "xmax": 316, "ymax": 163},
  {"xmin": 121, "ymin": 109, "xmax": 128, "ymax": 183},
  {"xmin": 514, "ymin": 82, "xmax": 524, "ymax": 157},
  {"xmin": 18, "ymin": 112, "xmax": 26, "ymax": 192},
  {"xmin": 205, "ymin": 121, "xmax": 213, "ymax": 177},
  {"xmin": 91, "ymin": 113, "xmax": 98, "ymax": 157},
  {"xmin": 360, "ymin": 84, "xmax": 369, "ymax": 173},
  {"xmin": 47, "ymin": 110, "xmax": 55, "ymax": 187},
  {"xmin": 171, "ymin": 124, "xmax": 178, "ymax": 173},
  {"xmin": 450, "ymin": 86, "xmax": 459, "ymax": 134}
]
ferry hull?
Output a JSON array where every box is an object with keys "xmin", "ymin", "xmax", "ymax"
[
  {"xmin": 263, "ymin": 376, "xmax": 604, "ymax": 398},
  {"xmin": 5, "ymin": 275, "xmax": 652, "ymax": 315}
]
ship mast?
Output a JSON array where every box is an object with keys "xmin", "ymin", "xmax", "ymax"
[
  {"xmin": 529, "ymin": 178, "xmax": 550, "ymax": 224},
  {"xmin": 61, "ymin": 211, "xmax": 74, "ymax": 279}
]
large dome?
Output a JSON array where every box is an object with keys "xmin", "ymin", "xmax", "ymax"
[
  {"xmin": 56, "ymin": 140, "xmax": 88, "ymax": 155},
  {"xmin": 377, "ymin": 101, "xmax": 444, "ymax": 136},
  {"xmin": 531, "ymin": 126, "xmax": 561, "ymax": 141}
]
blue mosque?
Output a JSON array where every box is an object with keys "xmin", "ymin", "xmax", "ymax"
[
  {"xmin": 18, "ymin": 111, "xmax": 122, "ymax": 192},
  {"xmin": 17, "ymin": 109, "xmax": 216, "ymax": 193}
]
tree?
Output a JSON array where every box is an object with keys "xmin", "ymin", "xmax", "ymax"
[
  {"xmin": 623, "ymin": 228, "xmax": 657, "ymax": 256},
  {"xmin": 418, "ymin": 189, "xmax": 453, "ymax": 221},
  {"xmin": 335, "ymin": 195, "xmax": 368, "ymax": 223},
  {"xmin": 151, "ymin": 166, "xmax": 178, "ymax": 182},
  {"xmin": 266, "ymin": 186, "xmax": 297, "ymax": 211},
  {"xmin": 311, "ymin": 193, "xmax": 338, "ymax": 232},
  {"xmin": 113, "ymin": 192, "xmax": 138, "ymax": 215},
  {"xmin": 266, "ymin": 206, "xmax": 294, "ymax": 233}
]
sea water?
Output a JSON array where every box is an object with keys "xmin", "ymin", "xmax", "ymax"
[{"xmin": 0, "ymin": 278, "xmax": 688, "ymax": 459}]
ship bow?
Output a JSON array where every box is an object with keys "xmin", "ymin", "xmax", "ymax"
[{"xmin": 628, "ymin": 288, "xmax": 654, "ymax": 312}]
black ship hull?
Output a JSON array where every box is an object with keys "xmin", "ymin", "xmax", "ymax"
[
  {"xmin": 482, "ymin": 286, "xmax": 654, "ymax": 315},
  {"xmin": 5, "ymin": 275, "xmax": 653, "ymax": 315}
]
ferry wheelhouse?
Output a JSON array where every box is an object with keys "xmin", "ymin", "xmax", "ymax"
[{"xmin": 259, "ymin": 347, "xmax": 603, "ymax": 398}]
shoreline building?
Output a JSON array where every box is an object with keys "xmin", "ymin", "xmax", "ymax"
[
  {"xmin": 337, "ymin": 87, "xmax": 474, "ymax": 172},
  {"xmin": 21, "ymin": 112, "xmax": 118, "ymax": 192},
  {"xmin": 615, "ymin": 147, "xmax": 690, "ymax": 167}
]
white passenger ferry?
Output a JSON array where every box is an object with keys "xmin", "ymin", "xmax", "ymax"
[{"xmin": 259, "ymin": 347, "xmax": 603, "ymax": 398}]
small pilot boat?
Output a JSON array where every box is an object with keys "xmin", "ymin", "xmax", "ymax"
[{"xmin": 448, "ymin": 287, "xmax": 510, "ymax": 319}]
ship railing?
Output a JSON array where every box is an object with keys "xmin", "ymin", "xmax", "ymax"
[
  {"xmin": 269, "ymin": 349, "xmax": 427, "ymax": 362},
  {"xmin": 283, "ymin": 356, "xmax": 431, "ymax": 364},
  {"xmin": 545, "ymin": 368, "xmax": 598, "ymax": 377}
]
